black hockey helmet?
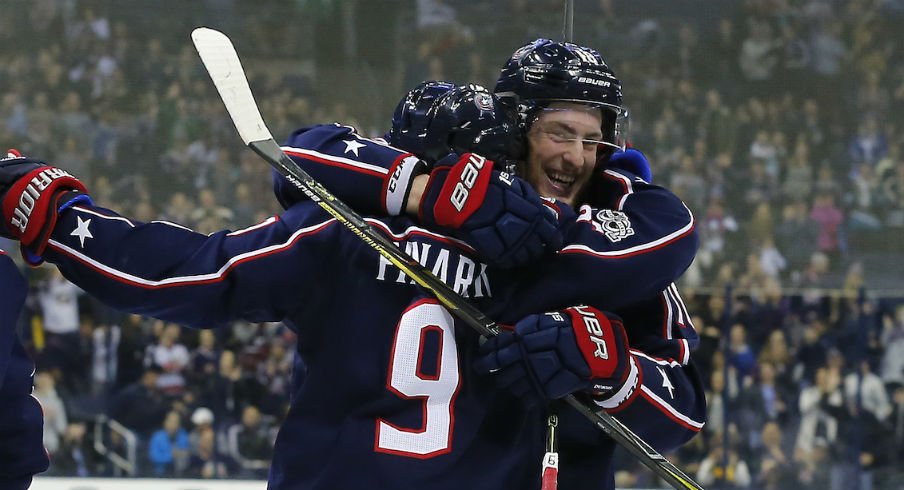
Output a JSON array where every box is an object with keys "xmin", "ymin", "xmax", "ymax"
[
  {"xmin": 494, "ymin": 38, "xmax": 629, "ymax": 161},
  {"xmin": 390, "ymin": 81, "xmax": 524, "ymax": 168}
]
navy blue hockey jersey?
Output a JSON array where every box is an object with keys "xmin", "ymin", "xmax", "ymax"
[
  {"xmin": 41, "ymin": 188, "xmax": 704, "ymax": 489},
  {"xmin": 0, "ymin": 251, "xmax": 48, "ymax": 488}
]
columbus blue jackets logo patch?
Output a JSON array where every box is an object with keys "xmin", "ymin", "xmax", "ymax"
[
  {"xmin": 594, "ymin": 209, "xmax": 634, "ymax": 242},
  {"xmin": 474, "ymin": 92, "xmax": 494, "ymax": 112}
]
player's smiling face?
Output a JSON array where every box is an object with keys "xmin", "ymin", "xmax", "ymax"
[{"xmin": 525, "ymin": 102, "xmax": 603, "ymax": 206}]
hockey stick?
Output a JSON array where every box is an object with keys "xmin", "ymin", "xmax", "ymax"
[{"xmin": 191, "ymin": 27, "xmax": 703, "ymax": 490}]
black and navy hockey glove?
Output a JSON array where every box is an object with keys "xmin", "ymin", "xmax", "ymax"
[
  {"xmin": 475, "ymin": 306, "xmax": 632, "ymax": 407},
  {"xmin": 418, "ymin": 152, "xmax": 566, "ymax": 268},
  {"xmin": 606, "ymin": 148, "xmax": 652, "ymax": 183},
  {"xmin": 0, "ymin": 150, "xmax": 91, "ymax": 260}
]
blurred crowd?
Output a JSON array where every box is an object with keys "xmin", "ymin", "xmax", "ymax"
[{"xmin": 2, "ymin": 0, "xmax": 904, "ymax": 487}]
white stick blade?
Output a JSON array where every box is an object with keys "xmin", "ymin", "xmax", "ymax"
[{"xmin": 191, "ymin": 27, "xmax": 272, "ymax": 144}]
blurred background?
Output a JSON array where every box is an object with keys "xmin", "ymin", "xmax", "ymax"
[{"xmin": 3, "ymin": 0, "xmax": 904, "ymax": 488}]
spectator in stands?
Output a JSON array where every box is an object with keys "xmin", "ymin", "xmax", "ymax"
[
  {"xmin": 844, "ymin": 359, "xmax": 892, "ymax": 424},
  {"xmin": 36, "ymin": 267, "xmax": 83, "ymax": 375},
  {"xmin": 227, "ymin": 405, "xmax": 273, "ymax": 478},
  {"xmin": 887, "ymin": 383, "xmax": 904, "ymax": 466},
  {"xmin": 108, "ymin": 366, "xmax": 168, "ymax": 438},
  {"xmin": 146, "ymin": 321, "xmax": 189, "ymax": 397},
  {"xmin": 835, "ymin": 361, "xmax": 895, "ymax": 489},
  {"xmin": 696, "ymin": 436, "xmax": 752, "ymax": 488},
  {"xmin": 810, "ymin": 192, "xmax": 844, "ymax": 257},
  {"xmin": 728, "ymin": 323, "xmax": 757, "ymax": 386},
  {"xmin": 198, "ymin": 349, "xmax": 263, "ymax": 426},
  {"xmin": 114, "ymin": 314, "xmax": 153, "ymax": 391},
  {"xmin": 189, "ymin": 188, "xmax": 235, "ymax": 235},
  {"xmin": 775, "ymin": 201, "xmax": 820, "ymax": 279},
  {"xmin": 48, "ymin": 421, "xmax": 92, "ymax": 477},
  {"xmin": 669, "ymin": 153, "xmax": 708, "ymax": 211},
  {"xmin": 188, "ymin": 425, "xmax": 231, "ymax": 478},
  {"xmin": 795, "ymin": 366, "xmax": 844, "ymax": 470},
  {"xmin": 161, "ymin": 191, "xmax": 195, "ymax": 224},
  {"xmin": 256, "ymin": 339, "xmax": 292, "ymax": 416},
  {"xmin": 848, "ymin": 163, "xmax": 882, "ymax": 231},
  {"xmin": 188, "ymin": 407, "xmax": 215, "ymax": 453},
  {"xmin": 148, "ymin": 410, "xmax": 190, "ymax": 477},
  {"xmin": 705, "ymin": 369, "xmax": 733, "ymax": 437},
  {"xmin": 753, "ymin": 421, "xmax": 796, "ymax": 490},
  {"xmin": 32, "ymin": 371, "xmax": 68, "ymax": 456},
  {"xmin": 91, "ymin": 320, "xmax": 120, "ymax": 396},
  {"xmin": 879, "ymin": 157, "xmax": 904, "ymax": 227},
  {"xmin": 848, "ymin": 116, "xmax": 888, "ymax": 167},
  {"xmin": 782, "ymin": 137, "xmax": 815, "ymax": 200},
  {"xmin": 188, "ymin": 329, "xmax": 220, "ymax": 386},
  {"xmin": 757, "ymin": 329, "xmax": 796, "ymax": 394},
  {"xmin": 796, "ymin": 252, "xmax": 833, "ymax": 294},
  {"xmin": 738, "ymin": 362, "xmax": 790, "ymax": 446},
  {"xmin": 698, "ymin": 199, "xmax": 740, "ymax": 280},
  {"xmin": 738, "ymin": 19, "xmax": 780, "ymax": 94},
  {"xmin": 881, "ymin": 305, "xmax": 904, "ymax": 386},
  {"xmin": 794, "ymin": 319, "xmax": 831, "ymax": 384}
]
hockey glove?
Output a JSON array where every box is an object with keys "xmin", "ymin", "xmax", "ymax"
[
  {"xmin": 607, "ymin": 148, "xmax": 652, "ymax": 183},
  {"xmin": 419, "ymin": 153, "xmax": 564, "ymax": 268},
  {"xmin": 0, "ymin": 150, "xmax": 91, "ymax": 257},
  {"xmin": 475, "ymin": 306, "xmax": 632, "ymax": 406}
]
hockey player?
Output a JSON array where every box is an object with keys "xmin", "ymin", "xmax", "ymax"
[
  {"xmin": 267, "ymin": 37, "xmax": 705, "ymax": 482},
  {"xmin": 0, "ymin": 249, "xmax": 49, "ymax": 490},
  {"xmin": 272, "ymin": 38, "xmax": 702, "ymax": 400}
]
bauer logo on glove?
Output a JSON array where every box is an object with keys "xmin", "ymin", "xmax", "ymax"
[
  {"xmin": 419, "ymin": 152, "xmax": 565, "ymax": 268},
  {"xmin": 445, "ymin": 154, "xmax": 490, "ymax": 218},
  {"xmin": 475, "ymin": 305, "xmax": 632, "ymax": 404},
  {"xmin": 573, "ymin": 306, "xmax": 610, "ymax": 360}
]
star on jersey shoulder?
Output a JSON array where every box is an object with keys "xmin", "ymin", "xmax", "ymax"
[
  {"xmin": 70, "ymin": 216, "xmax": 93, "ymax": 247},
  {"xmin": 343, "ymin": 139, "xmax": 367, "ymax": 157},
  {"xmin": 657, "ymin": 366, "xmax": 676, "ymax": 399}
]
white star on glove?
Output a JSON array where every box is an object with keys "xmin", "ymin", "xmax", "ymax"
[
  {"xmin": 343, "ymin": 139, "xmax": 367, "ymax": 157},
  {"xmin": 70, "ymin": 216, "xmax": 93, "ymax": 248}
]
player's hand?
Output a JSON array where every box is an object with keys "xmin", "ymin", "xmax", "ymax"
[
  {"xmin": 418, "ymin": 153, "xmax": 564, "ymax": 268},
  {"xmin": 474, "ymin": 306, "xmax": 632, "ymax": 405},
  {"xmin": 607, "ymin": 148, "xmax": 652, "ymax": 183},
  {"xmin": 0, "ymin": 149, "xmax": 91, "ymax": 255}
]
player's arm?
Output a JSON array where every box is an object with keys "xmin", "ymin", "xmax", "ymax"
[
  {"xmin": 512, "ymin": 174, "xmax": 698, "ymax": 313},
  {"xmin": 277, "ymin": 125, "xmax": 564, "ymax": 268},
  {"xmin": 0, "ymin": 152, "xmax": 343, "ymax": 329},
  {"xmin": 38, "ymin": 202, "xmax": 340, "ymax": 329},
  {"xmin": 0, "ymin": 252, "xmax": 50, "ymax": 489},
  {"xmin": 277, "ymin": 123, "xmax": 425, "ymax": 216},
  {"xmin": 0, "ymin": 251, "xmax": 27, "ymax": 387}
]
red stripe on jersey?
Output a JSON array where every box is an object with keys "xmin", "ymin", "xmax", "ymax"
[
  {"xmin": 632, "ymin": 349, "xmax": 682, "ymax": 367},
  {"xmin": 283, "ymin": 149, "xmax": 386, "ymax": 178},
  {"xmin": 47, "ymin": 219, "xmax": 337, "ymax": 289},
  {"xmin": 639, "ymin": 385, "xmax": 703, "ymax": 432},
  {"xmin": 601, "ymin": 169, "xmax": 634, "ymax": 211},
  {"xmin": 560, "ymin": 227, "xmax": 695, "ymax": 259},
  {"xmin": 366, "ymin": 219, "xmax": 475, "ymax": 254}
]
